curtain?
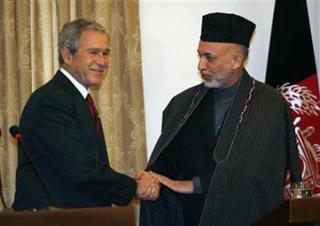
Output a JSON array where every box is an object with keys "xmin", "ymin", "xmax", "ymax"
[{"xmin": 0, "ymin": 0, "xmax": 147, "ymax": 209}]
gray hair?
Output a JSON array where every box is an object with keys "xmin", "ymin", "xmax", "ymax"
[
  {"xmin": 58, "ymin": 18, "xmax": 108, "ymax": 65},
  {"xmin": 239, "ymin": 44, "xmax": 249, "ymax": 60}
]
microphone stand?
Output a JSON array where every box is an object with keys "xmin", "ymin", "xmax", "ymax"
[
  {"xmin": 10, "ymin": 126, "xmax": 52, "ymax": 209},
  {"xmin": 0, "ymin": 177, "xmax": 7, "ymax": 209},
  {"xmin": 0, "ymin": 129, "xmax": 8, "ymax": 209}
]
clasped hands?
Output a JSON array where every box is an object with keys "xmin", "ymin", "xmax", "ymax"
[
  {"xmin": 135, "ymin": 171, "xmax": 160, "ymax": 201},
  {"xmin": 135, "ymin": 171, "xmax": 194, "ymax": 201}
]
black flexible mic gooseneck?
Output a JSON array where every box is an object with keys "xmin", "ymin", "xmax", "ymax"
[
  {"xmin": 9, "ymin": 126, "xmax": 52, "ymax": 209},
  {"xmin": 0, "ymin": 128, "xmax": 8, "ymax": 209}
]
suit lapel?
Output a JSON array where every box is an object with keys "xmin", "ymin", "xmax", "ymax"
[{"xmin": 52, "ymin": 71, "xmax": 98, "ymax": 135}]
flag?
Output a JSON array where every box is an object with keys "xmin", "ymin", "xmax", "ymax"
[{"xmin": 266, "ymin": 0, "xmax": 320, "ymax": 196}]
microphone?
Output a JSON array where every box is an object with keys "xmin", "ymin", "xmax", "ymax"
[
  {"xmin": 0, "ymin": 128, "xmax": 7, "ymax": 209},
  {"xmin": 9, "ymin": 125, "xmax": 52, "ymax": 209},
  {"xmin": 9, "ymin": 126, "xmax": 21, "ymax": 139}
]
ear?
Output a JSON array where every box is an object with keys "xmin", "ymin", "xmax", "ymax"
[
  {"xmin": 231, "ymin": 53, "xmax": 244, "ymax": 70},
  {"xmin": 60, "ymin": 47, "xmax": 73, "ymax": 65}
]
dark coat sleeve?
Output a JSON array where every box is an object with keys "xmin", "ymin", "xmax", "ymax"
[
  {"xmin": 141, "ymin": 85, "xmax": 206, "ymax": 225},
  {"xmin": 140, "ymin": 97, "xmax": 185, "ymax": 226}
]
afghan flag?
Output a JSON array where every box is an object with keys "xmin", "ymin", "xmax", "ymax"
[{"xmin": 266, "ymin": 0, "xmax": 320, "ymax": 196}]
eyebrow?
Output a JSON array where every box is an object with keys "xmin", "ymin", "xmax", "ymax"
[
  {"xmin": 87, "ymin": 48, "xmax": 110, "ymax": 53},
  {"xmin": 198, "ymin": 51, "xmax": 215, "ymax": 57}
]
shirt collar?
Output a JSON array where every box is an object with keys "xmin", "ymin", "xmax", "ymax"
[{"xmin": 60, "ymin": 67, "xmax": 89, "ymax": 99}]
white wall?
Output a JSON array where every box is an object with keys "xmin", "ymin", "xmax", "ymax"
[{"xmin": 140, "ymin": 0, "xmax": 320, "ymax": 158}]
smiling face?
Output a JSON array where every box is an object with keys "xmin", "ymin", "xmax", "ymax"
[
  {"xmin": 197, "ymin": 41, "xmax": 244, "ymax": 88},
  {"xmin": 61, "ymin": 29, "xmax": 110, "ymax": 88}
]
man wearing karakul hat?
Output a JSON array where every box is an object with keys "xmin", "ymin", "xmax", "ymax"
[{"xmin": 140, "ymin": 12, "xmax": 301, "ymax": 226}]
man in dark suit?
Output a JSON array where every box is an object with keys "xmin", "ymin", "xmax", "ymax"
[
  {"xmin": 13, "ymin": 18, "xmax": 159, "ymax": 211},
  {"xmin": 140, "ymin": 13, "xmax": 301, "ymax": 226}
]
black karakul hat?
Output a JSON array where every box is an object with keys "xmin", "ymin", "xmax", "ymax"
[{"xmin": 200, "ymin": 12, "xmax": 256, "ymax": 47}]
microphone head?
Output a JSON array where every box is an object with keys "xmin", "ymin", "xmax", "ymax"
[{"xmin": 9, "ymin": 126, "xmax": 22, "ymax": 139}]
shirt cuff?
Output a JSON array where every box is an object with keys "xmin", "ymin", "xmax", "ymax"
[{"xmin": 192, "ymin": 177, "xmax": 202, "ymax": 194}]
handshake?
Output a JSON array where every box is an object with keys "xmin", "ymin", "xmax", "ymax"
[
  {"xmin": 135, "ymin": 171, "xmax": 194, "ymax": 201},
  {"xmin": 135, "ymin": 171, "xmax": 160, "ymax": 201}
]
